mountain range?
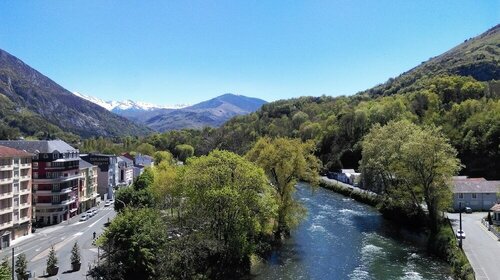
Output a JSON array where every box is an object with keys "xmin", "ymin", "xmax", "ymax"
[
  {"xmin": 0, "ymin": 49, "xmax": 151, "ymax": 139},
  {"xmin": 74, "ymin": 92, "xmax": 267, "ymax": 132}
]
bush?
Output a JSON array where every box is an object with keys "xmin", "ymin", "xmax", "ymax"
[{"xmin": 71, "ymin": 242, "xmax": 81, "ymax": 264}]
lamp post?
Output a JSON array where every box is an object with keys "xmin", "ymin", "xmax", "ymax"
[
  {"xmin": 115, "ymin": 198, "xmax": 126, "ymax": 208},
  {"xmin": 459, "ymin": 202, "xmax": 463, "ymax": 249}
]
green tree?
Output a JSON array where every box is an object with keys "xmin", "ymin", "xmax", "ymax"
[
  {"xmin": 246, "ymin": 137, "xmax": 320, "ymax": 238},
  {"xmin": 91, "ymin": 208, "xmax": 167, "ymax": 280},
  {"xmin": 46, "ymin": 246, "xmax": 58, "ymax": 273},
  {"xmin": 0, "ymin": 256, "xmax": 11, "ymax": 280},
  {"xmin": 15, "ymin": 253, "xmax": 28, "ymax": 279},
  {"xmin": 136, "ymin": 143, "xmax": 156, "ymax": 156},
  {"xmin": 360, "ymin": 120, "xmax": 461, "ymax": 233},
  {"xmin": 70, "ymin": 241, "xmax": 81, "ymax": 264},
  {"xmin": 134, "ymin": 168, "xmax": 155, "ymax": 190},
  {"xmin": 177, "ymin": 150, "xmax": 278, "ymax": 278},
  {"xmin": 153, "ymin": 151, "xmax": 173, "ymax": 165},
  {"xmin": 174, "ymin": 144, "xmax": 194, "ymax": 162}
]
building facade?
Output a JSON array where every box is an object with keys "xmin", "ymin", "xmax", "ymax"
[
  {"xmin": 452, "ymin": 177, "xmax": 500, "ymax": 212},
  {"xmin": 118, "ymin": 156, "xmax": 134, "ymax": 186},
  {"xmin": 0, "ymin": 140, "xmax": 81, "ymax": 226},
  {"xmin": 78, "ymin": 159, "xmax": 99, "ymax": 213},
  {"xmin": 80, "ymin": 154, "xmax": 118, "ymax": 200},
  {"xmin": 0, "ymin": 145, "xmax": 33, "ymax": 248}
]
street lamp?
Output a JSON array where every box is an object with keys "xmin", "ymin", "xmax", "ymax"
[
  {"xmin": 459, "ymin": 202, "xmax": 463, "ymax": 249},
  {"xmin": 115, "ymin": 198, "xmax": 126, "ymax": 208}
]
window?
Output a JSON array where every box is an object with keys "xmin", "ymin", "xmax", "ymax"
[
  {"xmin": 52, "ymin": 195, "xmax": 60, "ymax": 203},
  {"xmin": 472, "ymin": 193, "xmax": 477, "ymax": 199},
  {"xmin": 459, "ymin": 193, "xmax": 464, "ymax": 199}
]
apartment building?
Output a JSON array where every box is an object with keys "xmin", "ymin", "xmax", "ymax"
[
  {"xmin": 78, "ymin": 159, "xmax": 99, "ymax": 213},
  {"xmin": 118, "ymin": 156, "xmax": 134, "ymax": 186},
  {"xmin": 80, "ymin": 154, "xmax": 118, "ymax": 200},
  {"xmin": 0, "ymin": 145, "xmax": 32, "ymax": 248},
  {"xmin": 0, "ymin": 140, "xmax": 81, "ymax": 226}
]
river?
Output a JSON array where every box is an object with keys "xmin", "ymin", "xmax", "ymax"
[{"xmin": 252, "ymin": 182, "xmax": 452, "ymax": 280}]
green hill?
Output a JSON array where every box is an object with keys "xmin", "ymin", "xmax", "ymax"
[
  {"xmin": 148, "ymin": 25, "xmax": 500, "ymax": 179},
  {"xmin": 0, "ymin": 48, "xmax": 152, "ymax": 139}
]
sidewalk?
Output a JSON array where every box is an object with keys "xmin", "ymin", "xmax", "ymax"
[{"xmin": 448, "ymin": 212, "xmax": 500, "ymax": 280}]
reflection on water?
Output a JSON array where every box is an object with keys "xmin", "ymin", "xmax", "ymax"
[{"xmin": 252, "ymin": 183, "xmax": 452, "ymax": 280}]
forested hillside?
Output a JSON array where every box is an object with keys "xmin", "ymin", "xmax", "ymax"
[
  {"xmin": 81, "ymin": 25, "xmax": 500, "ymax": 179},
  {"xmin": 140, "ymin": 25, "xmax": 500, "ymax": 179},
  {"xmin": 0, "ymin": 48, "xmax": 152, "ymax": 139}
]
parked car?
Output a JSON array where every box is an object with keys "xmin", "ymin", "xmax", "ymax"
[
  {"xmin": 456, "ymin": 229, "xmax": 466, "ymax": 239},
  {"xmin": 104, "ymin": 200, "xmax": 112, "ymax": 207},
  {"xmin": 465, "ymin": 207, "xmax": 473, "ymax": 213},
  {"xmin": 86, "ymin": 210, "xmax": 94, "ymax": 217},
  {"xmin": 80, "ymin": 214, "xmax": 89, "ymax": 222},
  {"xmin": 92, "ymin": 208, "xmax": 98, "ymax": 216}
]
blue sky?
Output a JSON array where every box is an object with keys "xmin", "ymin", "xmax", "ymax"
[{"xmin": 0, "ymin": 1, "xmax": 498, "ymax": 105}]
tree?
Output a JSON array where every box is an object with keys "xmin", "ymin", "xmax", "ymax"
[
  {"xmin": 70, "ymin": 241, "xmax": 81, "ymax": 264},
  {"xmin": 136, "ymin": 143, "xmax": 156, "ymax": 156},
  {"xmin": 246, "ymin": 137, "xmax": 320, "ymax": 238},
  {"xmin": 134, "ymin": 168, "xmax": 155, "ymax": 190},
  {"xmin": 360, "ymin": 120, "xmax": 461, "ymax": 233},
  {"xmin": 177, "ymin": 150, "xmax": 278, "ymax": 278},
  {"xmin": 91, "ymin": 208, "xmax": 168, "ymax": 280},
  {"xmin": 15, "ymin": 253, "xmax": 28, "ymax": 279},
  {"xmin": 174, "ymin": 144, "xmax": 194, "ymax": 162},
  {"xmin": 153, "ymin": 151, "xmax": 173, "ymax": 165},
  {"xmin": 46, "ymin": 245, "xmax": 58, "ymax": 275},
  {"xmin": 0, "ymin": 256, "xmax": 11, "ymax": 280}
]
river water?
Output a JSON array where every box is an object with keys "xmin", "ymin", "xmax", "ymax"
[{"xmin": 252, "ymin": 183, "xmax": 452, "ymax": 280}]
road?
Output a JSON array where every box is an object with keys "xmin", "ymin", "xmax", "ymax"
[
  {"xmin": 448, "ymin": 212, "xmax": 500, "ymax": 280},
  {"xmin": 0, "ymin": 203, "xmax": 116, "ymax": 279}
]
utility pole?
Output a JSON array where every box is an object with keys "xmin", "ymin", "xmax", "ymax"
[
  {"xmin": 459, "ymin": 202, "xmax": 463, "ymax": 249},
  {"xmin": 11, "ymin": 248, "xmax": 14, "ymax": 280}
]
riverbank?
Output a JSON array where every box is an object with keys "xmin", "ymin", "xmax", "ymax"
[
  {"xmin": 319, "ymin": 177, "xmax": 378, "ymax": 207},
  {"xmin": 319, "ymin": 176, "xmax": 475, "ymax": 280}
]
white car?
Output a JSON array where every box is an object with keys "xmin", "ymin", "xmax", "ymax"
[
  {"xmin": 79, "ymin": 214, "xmax": 89, "ymax": 221},
  {"xmin": 456, "ymin": 229, "xmax": 466, "ymax": 239},
  {"xmin": 104, "ymin": 200, "xmax": 112, "ymax": 207},
  {"xmin": 86, "ymin": 210, "xmax": 94, "ymax": 217},
  {"xmin": 92, "ymin": 208, "xmax": 98, "ymax": 216}
]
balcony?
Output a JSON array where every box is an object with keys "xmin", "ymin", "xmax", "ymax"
[
  {"xmin": 0, "ymin": 220, "xmax": 13, "ymax": 230},
  {"xmin": 0, "ymin": 191, "xmax": 13, "ymax": 199},
  {"xmin": 0, "ymin": 165, "xmax": 13, "ymax": 171},
  {"xmin": 20, "ymin": 163, "xmax": 31, "ymax": 169},
  {"xmin": 36, "ymin": 197, "xmax": 75, "ymax": 207},
  {"xmin": 17, "ymin": 216, "xmax": 30, "ymax": 224},
  {"xmin": 19, "ymin": 202, "xmax": 30, "ymax": 209},
  {"xmin": 0, "ymin": 177, "xmax": 13, "ymax": 184},
  {"xmin": 19, "ymin": 175, "xmax": 31, "ymax": 182},
  {"xmin": 0, "ymin": 207, "xmax": 12, "ymax": 215},
  {"xmin": 35, "ymin": 187, "xmax": 73, "ymax": 195},
  {"xmin": 19, "ymin": 188, "xmax": 30, "ymax": 194},
  {"xmin": 34, "ymin": 173, "xmax": 82, "ymax": 184}
]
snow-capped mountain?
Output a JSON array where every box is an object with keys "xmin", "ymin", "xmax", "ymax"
[
  {"xmin": 73, "ymin": 92, "xmax": 188, "ymax": 112},
  {"xmin": 73, "ymin": 92, "xmax": 267, "ymax": 132}
]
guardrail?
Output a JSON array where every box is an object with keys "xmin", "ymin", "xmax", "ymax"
[{"xmin": 481, "ymin": 218, "xmax": 500, "ymax": 241}]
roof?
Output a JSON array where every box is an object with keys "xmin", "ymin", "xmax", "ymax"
[
  {"xmin": 452, "ymin": 179, "xmax": 500, "ymax": 193},
  {"xmin": 0, "ymin": 145, "xmax": 32, "ymax": 157},
  {"xmin": 0, "ymin": 140, "xmax": 77, "ymax": 154},
  {"xmin": 79, "ymin": 158, "xmax": 95, "ymax": 169},
  {"xmin": 341, "ymin": 169, "xmax": 356, "ymax": 174},
  {"xmin": 118, "ymin": 156, "xmax": 134, "ymax": 165},
  {"xmin": 491, "ymin": 204, "xmax": 500, "ymax": 212}
]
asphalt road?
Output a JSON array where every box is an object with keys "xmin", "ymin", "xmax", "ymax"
[
  {"xmin": 0, "ymin": 203, "xmax": 116, "ymax": 280},
  {"xmin": 448, "ymin": 212, "xmax": 500, "ymax": 280}
]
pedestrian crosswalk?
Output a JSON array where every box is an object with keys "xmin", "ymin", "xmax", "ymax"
[{"xmin": 101, "ymin": 207, "xmax": 114, "ymax": 211}]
